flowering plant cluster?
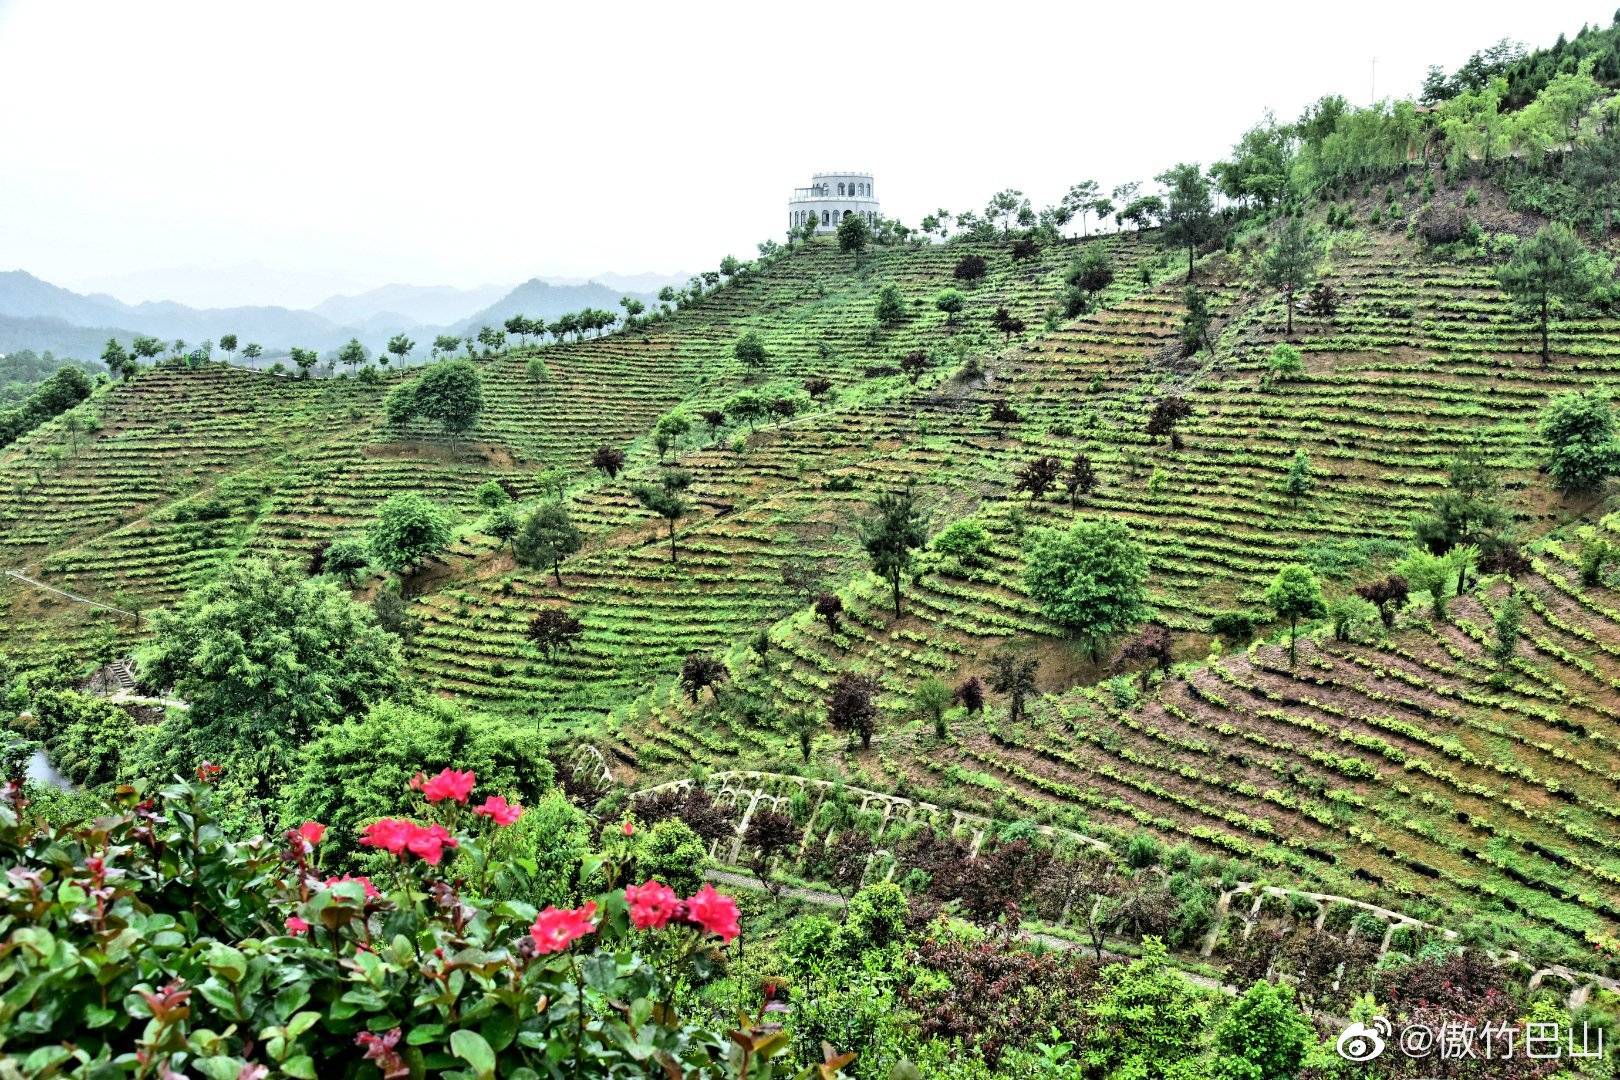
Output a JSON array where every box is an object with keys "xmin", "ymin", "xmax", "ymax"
[{"xmin": 0, "ymin": 766, "xmax": 847, "ymax": 1079}]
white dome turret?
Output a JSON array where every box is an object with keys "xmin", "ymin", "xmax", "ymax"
[{"xmin": 788, "ymin": 170, "xmax": 880, "ymax": 235}]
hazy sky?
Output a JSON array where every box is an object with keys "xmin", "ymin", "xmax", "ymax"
[{"xmin": 0, "ymin": 0, "xmax": 1612, "ymax": 307}]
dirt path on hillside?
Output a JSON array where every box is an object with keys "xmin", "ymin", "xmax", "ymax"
[{"xmin": 3, "ymin": 570, "xmax": 142, "ymax": 622}]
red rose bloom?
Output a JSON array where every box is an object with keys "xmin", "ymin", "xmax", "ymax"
[
  {"xmin": 530, "ymin": 902, "xmax": 598, "ymax": 954},
  {"xmin": 296, "ymin": 821, "xmax": 326, "ymax": 846},
  {"xmin": 285, "ymin": 915, "xmax": 310, "ymax": 935},
  {"xmin": 404, "ymin": 823, "xmax": 458, "ymax": 866},
  {"xmin": 421, "ymin": 768, "xmax": 476, "ymax": 804},
  {"xmin": 684, "ymin": 884, "xmax": 741, "ymax": 943},
  {"xmin": 473, "ymin": 795, "xmax": 523, "ymax": 826},
  {"xmin": 625, "ymin": 880, "xmax": 681, "ymax": 930},
  {"xmin": 359, "ymin": 818, "xmax": 413, "ymax": 855}
]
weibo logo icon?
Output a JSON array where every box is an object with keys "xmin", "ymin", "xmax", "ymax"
[{"xmin": 1336, "ymin": 1018, "xmax": 1391, "ymax": 1062}]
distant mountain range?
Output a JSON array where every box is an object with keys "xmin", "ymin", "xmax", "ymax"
[
  {"xmin": 311, "ymin": 283, "xmax": 511, "ymax": 329},
  {"xmin": 0, "ymin": 269, "xmax": 682, "ymax": 362},
  {"xmin": 542, "ymin": 272, "xmax": 691, "ymax": 296},
  {"xmin": 67, "ymin": 263, "xmax": 372, "ymax": 312}
]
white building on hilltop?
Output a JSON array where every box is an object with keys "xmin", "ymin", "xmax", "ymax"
[{"xmin": 788, "ymin": 171, "xmax": 880, "ymax": 236}]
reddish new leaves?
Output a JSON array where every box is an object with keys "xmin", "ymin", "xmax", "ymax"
[
  {"xmin": 827, "ymin": 672, "xmax": 881, "ymax": 750},
  {"xmin": 904, "ymin": 931, "xmax": 1098, "ymax": 1067},
  {"xmin": 324, "ymin": 874, "xmax": 381, "ymax": 899},
  {"xmin": 355, "ymin": 1027, "xmax": 408, "ymax": 1080},
  {"xmin": 632, "ymin": 785, "xmax": 736, "ymax": 845}
]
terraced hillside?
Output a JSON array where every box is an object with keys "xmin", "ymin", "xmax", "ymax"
[
  {"xmin": 398, "ymin": 234, "xmax": 1172, "ymax": 725},
  {"xmin": 605, "ymin": 224, "xmax": 1598, "ymax": 740},
  {"xmin": 585, "ymin": 218, "xmax": 1620, "ymax": 958},
  {"xmin": 7, "ymin": 197, "xmax": 1620, "ymax": 962},
  {"xmin": 0, "ymin": 233, "xmax": 1134, "ymax": 668},
  {"xmin": 900, "ymin": 529, "xmax": 1620, "ymax": 959}
]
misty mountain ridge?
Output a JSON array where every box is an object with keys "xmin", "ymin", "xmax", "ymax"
[
  {"xmin": 0, "ymin": 269, "xmax": 664, "ymax": 361},
  {"xmin": 68, "ymin": 263, "xmax": 371, "ymax": 311},
  {"xmin": 540, "ymin": 270, "xmax": 691, "ymax": 294},
  {"xmin": 311, "ymin": 282, "xmax": 511, "ymax": 328}
]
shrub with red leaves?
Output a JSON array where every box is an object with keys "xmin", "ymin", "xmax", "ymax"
[
  {"xmin": 633, "ymin": 784, "xmax": 738, "ymax": 845},
  {"xmin": 953, "ymin": 254, "xmax": 989, "ymax": 284},
  {"xmin": 813, "ymin": 592, "xmax": 844, "ymax": 630},
  {"xmin": 903, "ymin": 929, "xmax": 1100, "ymax": 1067},
  {"xmin": 954, "ymin": 675, "xmax": 986, "ymax": 714},
  {"xmin": 827, "ymin": 672, "xmax": 881, "ymax": 750}
]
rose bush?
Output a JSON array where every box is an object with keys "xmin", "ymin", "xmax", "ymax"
[{"xmin": 0, "ymin": 765, "xmax": 852, "ymax": 1079}]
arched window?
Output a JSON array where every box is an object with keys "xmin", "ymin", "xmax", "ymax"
[{"xmin": 821, "ymin": 210, "xmax": 830, "ymax": 226}]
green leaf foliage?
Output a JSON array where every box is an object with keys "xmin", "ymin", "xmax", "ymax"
[{"xmin": 1021, "ymin": 518, "xmax": 1150, "ymax": 660}]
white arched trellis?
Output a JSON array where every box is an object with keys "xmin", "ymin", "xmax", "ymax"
[
  {"xmin": 625, "ymin": 769, "xmax": 1620, "ymax": 1009},
  {"xmin": 566, "ymin": 743, "xmax": 613, "ymax": 789}
]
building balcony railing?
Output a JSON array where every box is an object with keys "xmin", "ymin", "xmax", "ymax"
[{"xmin": 790, "ymin": 188, "xmax": 879, "ymax": 203}]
